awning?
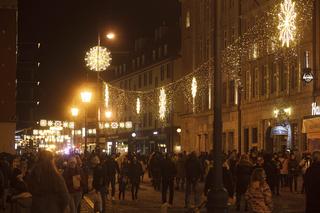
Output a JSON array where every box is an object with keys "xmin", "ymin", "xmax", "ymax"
[
  {"xmin": 271, "ymin": 125, "xmax": 288, "ymax": 136},
  {"xmin": 302, "ymin": 117, "xmax": 320, "ymax": 133}
]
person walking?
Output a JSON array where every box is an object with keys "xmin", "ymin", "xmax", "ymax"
[
  {"xmin": 279, "ymin": 153, "xmax": 289, "ymax": 187},
  {"xmin": 175, "ymin": 153, "xmax": 186, "ymax": 190},
  {"xmin": 305, "ymin": 151, "xmax": 320, "ymax": 213},
  {"xmin": 245, "ymin": 168, "xmax": 273, "ymax": 213},
  {"xmin": 161, "ymin": 154, "xmax": 177, "ymax": 206},
  {"xmin": 236, "ymin": 154, "xmax": 253, "ymax": 211},
  {"xmin": 28, "ymin": 150, "xmax": 72, "ymax": 213},
  {"xmin": 288, "ymin": 153, "xmax": 299, "ymax": 193},
  {"xmin": 118, "ymin": 158, "xmax": 129, "ymax": 200},
  {"xmin": 103, "ymin": 154, "xmax": 120, "ymax": 201},
  {"xmin": 63, "ymin": 156, "xmax": 83, "ymax": 212},
  {"xmin": 91, "ymin": 155, "xmax": 106, "ymax": 213},
  {"xmin": 128, "ymin": 157, "xmax": 143, "ymax": 201},
  {"xmin": 263, "ymin": 154, "xmax": 278, "ymax": 195},
  {"xmin": 184, "ymin": 152, "xmax": 202, "ymax": 209},
  {"xmin": 299, "ymin": 152, "xmax": 311, "ymax": 194}
]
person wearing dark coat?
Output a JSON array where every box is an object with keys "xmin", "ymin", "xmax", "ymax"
[
  {"xmin": 161, "ymin": 154, "xmax": 177, "ymax": 205},
  {"xmin": 184, "ymin": 152, "xmax": 202, "ymax": 208},
  {"xmin": 263, "ymin": 154, "xmax": 278, "ymax": 195},
  {"xmin": 28, "ymin": 151, "xmax": 72, "ymax": 213},
  {"xmin": 128, "ymin": 157, "xmax": 143, "ymax": 200},
  {"xmin": 236, "ymin": 154, "xmax": 253, "ymax": 211},
  {"xmin": 103, "ymin": 155, "xmax": 120, "ymax": 200},
  {"xmin": 91, "ymin": 155, "xmax": 106, "ymax": 213},
  {"xmin": 305, "ymin": 151, "xmax": 320, "ymax": 213},
  {"xmin": 149, "ymin": 152, "xmax": 162, "ymax": 191},
  {"xmin": 204, "ymin": 159, "xmax": 234, "ymax": 200},
  {"xmin": 288, "ymin": 153, "xmax": 299, "ymax": 193}
]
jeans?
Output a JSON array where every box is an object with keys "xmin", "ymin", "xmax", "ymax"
[
  {"xmin": 131, "ymin": 181, "xmax": 140, "ymax": 200},
  {"xmin": 70, "ymin": 192, "xmax": 82, "ymax": 212},
  {"xmin": 106, "ymin": 176, "xmax": 116, "ymax": 197},
  {"xmin": 289, "ymin": 175, "xmax": 298, "ymax": 192},
  {"xmin": 162, "ymin": 178, "xmax": 174, "ymax": 204},
  {"xmin": 98, "ymin": 188, "xmax": 106, "ymax": 213},
  {"xmin": 185, "ymin": 179, "xmax": 200, "ymax": 207}
]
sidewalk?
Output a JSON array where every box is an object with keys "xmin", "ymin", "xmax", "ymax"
[{"xmin": 81, "ymin": 178, "xmax": 306, "ymax": 213}]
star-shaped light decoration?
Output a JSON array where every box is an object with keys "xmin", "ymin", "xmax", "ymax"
[{"xmin": 85, "ymin": 46, "xmax": 111, "ymax": 71}]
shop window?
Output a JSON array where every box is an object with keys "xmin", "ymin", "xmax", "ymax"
[
  {"xmin": 229, "ymin": 80, "xmax": 235, "ymax": 105},
  {"xmin": 252, "ymin": 128, "xmax": 258, "ymax": 144}
]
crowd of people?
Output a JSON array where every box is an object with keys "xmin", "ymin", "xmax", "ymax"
[{"xmin": 0, "ymin": 148, "xmax": 319, "ymax": 213}]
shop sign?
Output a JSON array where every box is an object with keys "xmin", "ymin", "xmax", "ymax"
[
  {"xmin": 312, "ymin": 102, "xmax": 320, "ymax": 116},
  {"xmin": 302, "ymin": 69, "xmax": 313, "ymax": 83}
]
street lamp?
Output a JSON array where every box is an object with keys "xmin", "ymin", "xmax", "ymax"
[
  {"xmin": 105, "ymin": 110, "xmax": 112, "ymax": 119},
  {"xmin": 106, "ymin": 32, "xmax": 115, "ymax": 40},
  {"xmin": 81, "ymin": 90, "xmax": 92, "ymax": 155}
]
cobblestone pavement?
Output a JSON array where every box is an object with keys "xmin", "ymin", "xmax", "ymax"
[{"xmin": 81, "ymin": 178, "xmax": 306, "ymax": 213}]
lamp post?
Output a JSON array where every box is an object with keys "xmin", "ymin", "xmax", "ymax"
[
  {"xmin": 81, "ymin": 90, "xmax": 92, "ymax": 155},
  {"xmin": 207, "ymin": 0, "xmax": 229, "ymax": 212},
  {"xmin": 71, "ymin": 107, "xmax": 79, "ymax": 151}
]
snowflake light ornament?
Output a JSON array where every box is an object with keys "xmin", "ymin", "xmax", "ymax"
[{"xmin": 278, "ymin": 0, "xmax": 297, "ymax": 47}]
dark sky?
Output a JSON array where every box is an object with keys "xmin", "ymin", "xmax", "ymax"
[{"xmin": 18, "ymin": 0, "xmax": 180, "ymax": 120}]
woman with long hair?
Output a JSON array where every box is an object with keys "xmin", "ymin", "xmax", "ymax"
[
  {"xmin": 245, "ymin": 168, "xmax": 273, "ymax": 213},
  {"xmin": 27, "ymin": 150, "xmax": 72, "ymax": 213}
]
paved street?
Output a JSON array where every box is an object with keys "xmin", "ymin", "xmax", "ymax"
[{"xmin": 81, "ymin": 178, "xmax": 305, "ymax": 213}]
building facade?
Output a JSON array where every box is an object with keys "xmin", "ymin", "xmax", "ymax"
[
  {"xmin": 180, "ymin": 0, "xmax": 320, "ymax": 154},
  {"xmin": 106, "ymin": 24, "xmax": 182, "ymax": 154},
  {"xmin": 0, "ymin": 0, "xmax": 17, "ymax": 153}
]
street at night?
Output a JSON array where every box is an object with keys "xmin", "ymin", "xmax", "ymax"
[{"xmin": 0, "ymin": 0, "xmax": 320, "ymax": 212}]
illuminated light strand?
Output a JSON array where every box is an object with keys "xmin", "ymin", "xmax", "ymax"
[
  {"xmin": 85, "ymin": 46, "xmax": 112, "ymax": 71},
  {"xmin": 278, "ymin": 0, "xmax": 297, "ymax": 47},
  {"xmin": 104, "ymin": 83, "xmax": 109, "ymax": 108},
  {"xmin": 191, "ymin": 77, "xmax": 197, "ymax": 112},
  {"xmin": 159, "ymin": 88, "xmax": 167, "ymax": 120},
  {"xmin": 136, "ymin": 98, "xmax": 141, "ymax": 114}
]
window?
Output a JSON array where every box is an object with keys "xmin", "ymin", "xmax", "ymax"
[
  {"xmin": 228, "ymin": 132, "xmax": 234, "ymax": 151},
  {"xmin": 155, "ymin": 77, "xmax": 158, "ymax": 88},
  {"xmin": 252, "ymin": 67, "xmax": 259, "ymax": 98},
  {"xmin": 261, "ymin": 65, "xmax": 268, "ymax": 96},
  {"xmin": 290, "ymin": 62, "xmax": 298, "ymax": 89},
  {"xmin": 224, "ymin": 31, "xmax": 228, "ymax": 48},
  {"xmin": 123, "ymin": 64, "xmax": 126, "ymax": 73},
  {"xmin": 138, "ymin": 75, "xmax": 142, "ymax": 88},
  {"xmin": 270, "ymin": 62, "xmax": 276, "ymax": 94},
  {"xmin": 230, "ymin": 27, "xmax": 235, "ymax": 43},
  {"xmin": 137, "ymin": 57, "xmax": 140, "ymax": 67},
  {"xmin": 279, "ymin": 60, "xmax": 287, "ymax": 92},
  {"xmin": 128, "ymin": 79, "xmax": 132, "ymax": 90},
  {"xmin": 229, "ymin": 80, "xmax": 235, "ymax": 105},
  {"xmin": 142, "ymin": 55, "xmax": 145, "ymax": 65},
  {"xmin": 132, "ymin": 59, "xmax": 135, "ymax": 70},
  {"xmin": 245, "ymin": 71, "xmax": 251, "ymax": 100},
  {"xmin": 143, "ymin": 73, "xmax": 147, "ymax": 86},
  {"xmin": 223, "ymin": 82, "xmax": 227, "ymax": 104},
  {"xmin": 158, "ymin": 47, "xmax": 162, "ymax": 58},
  {"xmin": 143, "ymin": 113, "xmax": 147, "ymax": 128},
  {"xmin": 148, "ymin": 112, "xmax": 153, "ymax": 127},
  {"xmin": 149, "ymin": 71, "xmax": 153, "ymax": 85},
  {"xmin": 252, "ymin": 128, "xmax": 258, "ymax": 144},
  {"xmin": 186, "ymin": 11, "xmax": 191, "ymax": 28},
  {"xmin": 164, "ymin": 44, "xmax": 168, "ymax": 56},
  {"xmin": 166, "ymin": 63, "xmax": 171, "ymax": 79},
  {"xmin": 152, "ymin": 50, "xmax": 156, "ymax": 61},
  {"xmin": 160, "ymin": 66, "xmax": 165, "ymax": 81}
]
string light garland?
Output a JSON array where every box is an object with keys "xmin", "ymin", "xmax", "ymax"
[
  {"xmin": 159, "ymin": 88, "xmax": 167, "ymax": 120},
  {"xmin": 278, "ymin": 0, "xmax": 297, "ymax": 47},
  {"xmin": 85, "ymin": 46, "xmax": 112, "ymax": 71}
]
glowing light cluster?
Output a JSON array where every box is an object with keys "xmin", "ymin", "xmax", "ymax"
[
  {"xmin": 191, "ymin": 77, "xmax": 197, "ymax": 98},
  {"xmin": 85, "ymin": 46, "xmax": 111, "ymax": 71},
  {"xmin": 104, "ymin": 83, "xmax": 109, "ymax": 108},
  {"xmin": 278, "ymin": 0, "xmax": 297, "ymax": 47},
  {"xmin": 136, "ymin": 98, "xmax": 141, "ymax": 114},
  {"xmin": 159, "ymin": 88, "xmax": 166, "ymax": 120}
]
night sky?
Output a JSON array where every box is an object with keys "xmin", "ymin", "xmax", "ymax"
[{"xmin": 18, "ymin": 0, "xmax": 180, "ymax": 120}]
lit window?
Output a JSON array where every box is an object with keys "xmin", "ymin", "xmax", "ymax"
[{"xmin": 186, "ymin": 11, "xmax": 191, "ymax": 28}]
